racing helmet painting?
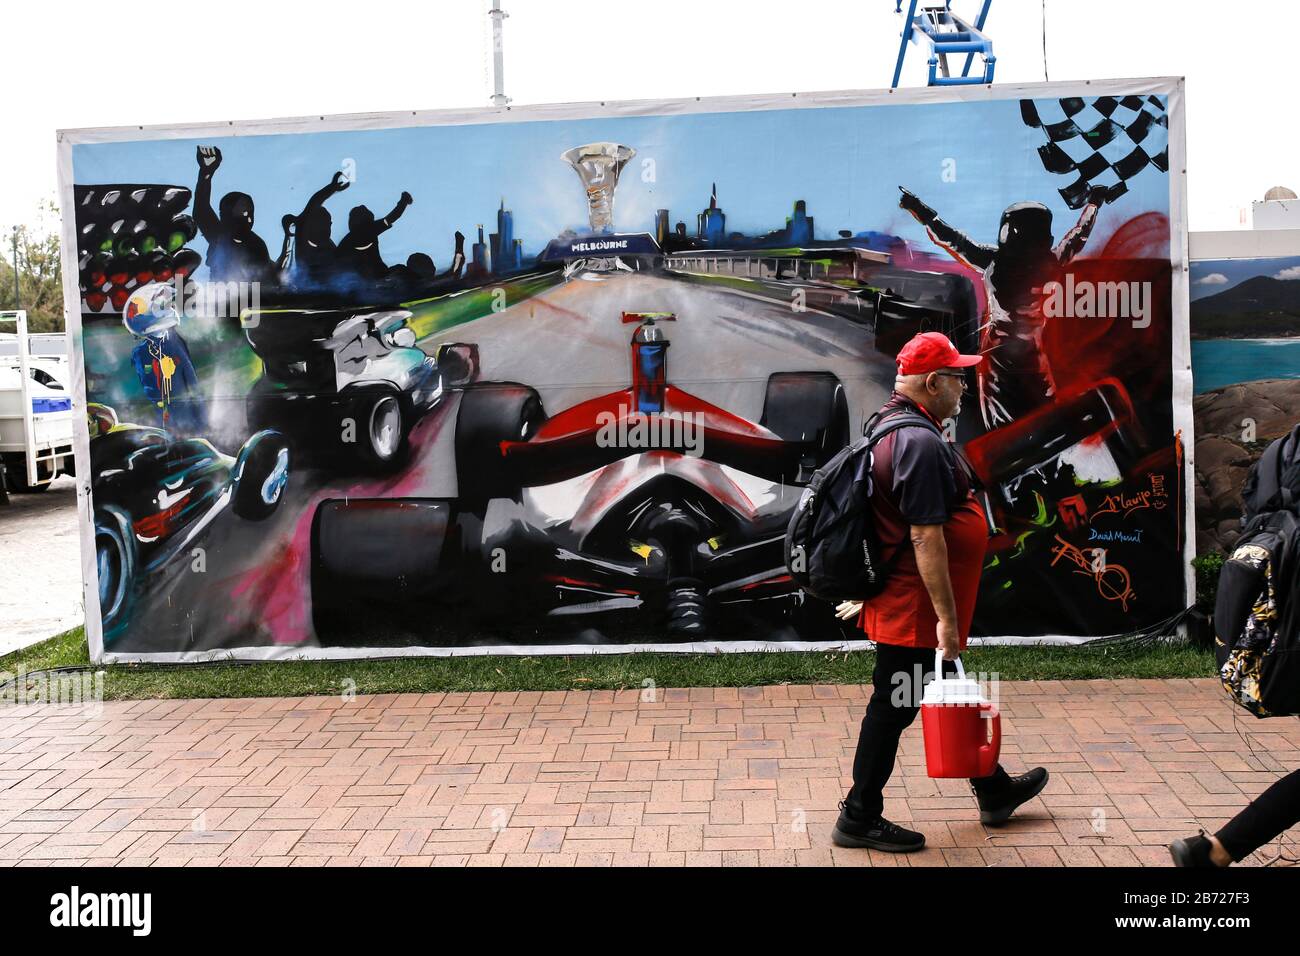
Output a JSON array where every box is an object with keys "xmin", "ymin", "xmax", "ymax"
[
  {"xmin": 122, "ymin": 281, "xmax": 180, "ymax": 337},
  {"xmin": 628, "ymin": 311, "xmax": 674, "ymax": 413}
]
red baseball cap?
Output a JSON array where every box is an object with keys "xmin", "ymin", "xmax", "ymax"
[{"xmin": 896, "ymin": 332, "xmax": 983, "ymax": 375}]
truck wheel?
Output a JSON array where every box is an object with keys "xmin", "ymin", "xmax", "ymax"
[
  {"xmin": 3, "ymin": 454, "xmax": 54, "ymax": 492},
  {"xmin": 349, "ymin": 386, "xmax": 409, "ymax": 473},
  {"xmin": 310, "ymin": 497, "xmax": 457, "ymax": 644},
  {"xmin": 232, "ymin": 430, "xmax": 291, "ymax": 521},
  {"xmin": 760, "ymin": 372, "xmax": 851, "ymax": 468},
  {"xmin": 94, "ymin": 505, "xmax": 136, "ymax": 641},
  {"xmin": 454, "ymin": 383, "xmax": 545, "ymax": 508}
]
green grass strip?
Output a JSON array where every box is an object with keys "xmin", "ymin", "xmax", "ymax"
[{"xmin": 0, "ymin": 628, "xmax": 1215, "ymax": 702}]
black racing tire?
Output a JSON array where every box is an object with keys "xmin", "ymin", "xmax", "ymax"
[
  {"xmin": 232, "ymin": 430, "xmax": 291, "ymax": 521},
  {"xmin": 347, "ymin": 385, "xmax": 410, "ymax": 473},
  {"xmin": 310, "ymin": 497, "xmax": 458, "ymax": 644},
  {"xmin": 453, "ymin": 383, "xmax": 546, "ymax": 508},
  {"xmin": 93, "ymin": 505, "xmax": 136, "ymax": 642},
  {"xmin": 760, "ymin": 372, "xmax": 851, "ymax": 468}
]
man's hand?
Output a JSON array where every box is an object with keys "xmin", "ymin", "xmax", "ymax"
[
  {"xmin": 835, "ymin": 600, "xmax": 863, "ymax": 621},
  {"xmin": 400, "ymin": 191, "xmax": 413, "ymax": 206},
  {"xmin": 936, "ymin": 618, "xmax": 960, "ymax": 661},
  {"xmin": 331, "ymin": 171, "xmax": 351, "ymax": 192},
  {"xmin": 197, "ymin": 145, "xmax": 222, "ymax": 175},
  {"xmin": 1087, "ymin": 184, "xmax": 1110, "ymax": 207},
  {"xmin": 281, "ymin": 214, "xmax": 296, "ymax": 234}
]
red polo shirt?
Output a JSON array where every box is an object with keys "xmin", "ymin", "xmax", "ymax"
[{"xmin": 857, "ymin": 395, "xmax": 989, "ymax": 649}]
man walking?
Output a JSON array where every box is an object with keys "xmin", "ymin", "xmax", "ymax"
[{"xmin": 832, "ymin": 332, "xmax": 1049, "ymax": 852}]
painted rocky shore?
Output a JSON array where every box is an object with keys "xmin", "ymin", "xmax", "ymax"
[{"xmin": 1193, "ymin": 378, "xmax": 1300, "ymax": 554}]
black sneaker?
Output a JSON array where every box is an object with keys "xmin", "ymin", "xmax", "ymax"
[
  {"xmin": 831, "ymin": 801, "xmax": 926, "ymax": 852},
  {"xmin": 1170, "ymin": 831, "xmax": 1221, "ymax": 868},
  {"xmin": 973, "ymin": 767, "xmax": 1049, "ymax": 826}
]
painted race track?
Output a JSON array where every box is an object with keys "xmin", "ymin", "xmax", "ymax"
[{"xmin": 105, "ymin": 270, "xmax": 898, "ymax": 655}]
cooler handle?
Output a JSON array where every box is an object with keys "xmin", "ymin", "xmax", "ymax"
[{"xmin": 932, "ymin": 649, "xmax": 966, "ymax": 680}]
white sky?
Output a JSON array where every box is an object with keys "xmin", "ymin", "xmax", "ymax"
[{"xmin": 0, "ymin": 0, "xmax": 1284, "ymax": 235}]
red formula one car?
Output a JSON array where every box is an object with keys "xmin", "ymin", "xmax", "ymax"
[{"xmin": 309, "ymin": 312, "xmax": 853, "ymax": 645}]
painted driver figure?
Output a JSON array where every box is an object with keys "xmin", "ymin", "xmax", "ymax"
[
  {"xmin": 124, "ymin": 282, "xmax": 204, "ymax": 435},
  {"xmin": 898, "ymin": 185, "xmax": 1106, "ymax": 431}
]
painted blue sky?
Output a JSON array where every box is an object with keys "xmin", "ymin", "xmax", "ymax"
[
  {"xmin": 73, "ymin": 96, "xmax": 1170, "ymax": 279},
  {"xmin": 1189, "ymin": 255, "xmax": 1300, "ymax": 301}
]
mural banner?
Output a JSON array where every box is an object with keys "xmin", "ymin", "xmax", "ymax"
[{"xmin": 57, "ymin": 78, "xmax": 1192, "ymax": 661}]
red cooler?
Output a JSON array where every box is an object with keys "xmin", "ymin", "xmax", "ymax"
[{"xmin": 920, "ymin": 651, "xmax": 1000, "ymax": 778}]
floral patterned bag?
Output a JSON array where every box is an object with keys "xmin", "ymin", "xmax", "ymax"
[{"xmin": 1214, "ymin": 509, "xmax": 1300, "ymax": 718}]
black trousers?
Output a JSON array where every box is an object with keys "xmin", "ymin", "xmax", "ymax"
[
  {"xmin": 847, "ymin": 641, "xmax": 1009, "ymax": 818},
  {"xmin": 1216, "ymin": 766, "xmax": 1300, "ymax": 861}
]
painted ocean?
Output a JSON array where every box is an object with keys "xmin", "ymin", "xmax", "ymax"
[{"xmin": 1191, "ymin": 338, "xmax": 1300, "ymax": 394}]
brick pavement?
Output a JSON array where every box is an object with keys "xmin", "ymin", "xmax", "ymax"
[{"xmin": 1, "ymin": 678, "xmax": 1298, "ymax": 867}]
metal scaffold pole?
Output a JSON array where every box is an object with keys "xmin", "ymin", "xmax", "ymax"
[{"xmin": 489, "ymin": 0, "xmax": 511, "ymax": 107}]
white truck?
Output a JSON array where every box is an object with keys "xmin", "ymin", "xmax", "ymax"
[{"xmin": 0, "ymin": 311, "xmax": 75, "ymax": 493}]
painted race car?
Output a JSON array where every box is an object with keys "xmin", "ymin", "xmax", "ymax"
[
  {"xmin": 88, "ymin": 403, "xmax": 290, "ymax": 643},
  {"xmin": 242, "ymin": 304, "xmax": 478, "ymax": 472},
  {"xmin": 309, "ymin": 312, "xmax": 852, "ymax": 644}
]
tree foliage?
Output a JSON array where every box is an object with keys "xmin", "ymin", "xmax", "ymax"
[{"xmin": 0, "ymin": 199, "xmax": 65, "ymax": 333}]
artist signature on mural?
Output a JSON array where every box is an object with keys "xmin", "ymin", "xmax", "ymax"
[
  {"xmin": 1050, "ymin": 534, "xmax": 1137, "ymax": 611},
  {"xmin": 1089, "ymin": 527, "xmax": 1143, "ymax": 544},
  {"xmin": 1091, "ymin": 474, "xmax": 1168, "ymax": 522}
]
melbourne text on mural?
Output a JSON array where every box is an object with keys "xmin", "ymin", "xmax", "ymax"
[
  {"xmin": 596, "ymin": 406, "xmax": 705, "ymax": 456},
  {"xmin": 1041, "ymin": 273, "xmax": 1152, "ymax": 328}
]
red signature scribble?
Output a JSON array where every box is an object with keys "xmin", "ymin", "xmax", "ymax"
[
  {"xmin": 1091, "ymin": 473, "xmax": 1169, "ymax": 522},
  {"xmin": 1049, "ymin": 534, "xmax": 1136, "ymax": 611}
]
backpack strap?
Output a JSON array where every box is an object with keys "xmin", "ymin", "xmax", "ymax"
[
  {"xmin": 863, "ymin": 409, "xmax": 944, "ymax": 447},
  {"xmin": 855, "ymin": 410, "xmax": 964, "ymax": 582},
  {"xmin": 864, "ymin": 410, "xmax": 979, "ymax": 488}
]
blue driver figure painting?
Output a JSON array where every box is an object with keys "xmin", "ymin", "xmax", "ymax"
[{"xmin": 64, "ymin": 81, "xmax": 1187, "ymax": 657}]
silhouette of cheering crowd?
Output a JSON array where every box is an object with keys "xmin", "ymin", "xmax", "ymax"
[{"xmin": 193, "ymin": 145, "xmax": 461, "ymax": 293}]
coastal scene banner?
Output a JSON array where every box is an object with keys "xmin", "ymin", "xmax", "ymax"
[{"xmin": 1191, "ymin": 254, "xmax": 1300, "ymax": 553}]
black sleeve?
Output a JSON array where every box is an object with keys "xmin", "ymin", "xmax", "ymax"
[
  {"xmin": 193, "ymin": 171, "xmax": 220, "ymax": 239},
  {"xmin": 890, "ymin": 428, "xmax": 955, "ymax": 525}
]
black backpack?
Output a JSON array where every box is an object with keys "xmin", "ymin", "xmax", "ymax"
[
  {"xmin": 1241, "ymin": 422, "xmax": 1300, "ymax": 523},
  {"xmin": 1215, "ymin": 426, "xmax": 1300, "ymax": 718},
  {"xmin": 785, "ymin": 410, "xmax": 943, "ymax": 602}
]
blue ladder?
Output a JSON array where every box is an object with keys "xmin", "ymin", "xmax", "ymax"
[{"xmin": 891, "ymin": 0, "xmax": 995, "ymax": 88}]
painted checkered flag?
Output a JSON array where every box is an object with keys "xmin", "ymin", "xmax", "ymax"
[{"xmin": 1020, "ymin": 95, "xmax": 1169, "ymax": 209}]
